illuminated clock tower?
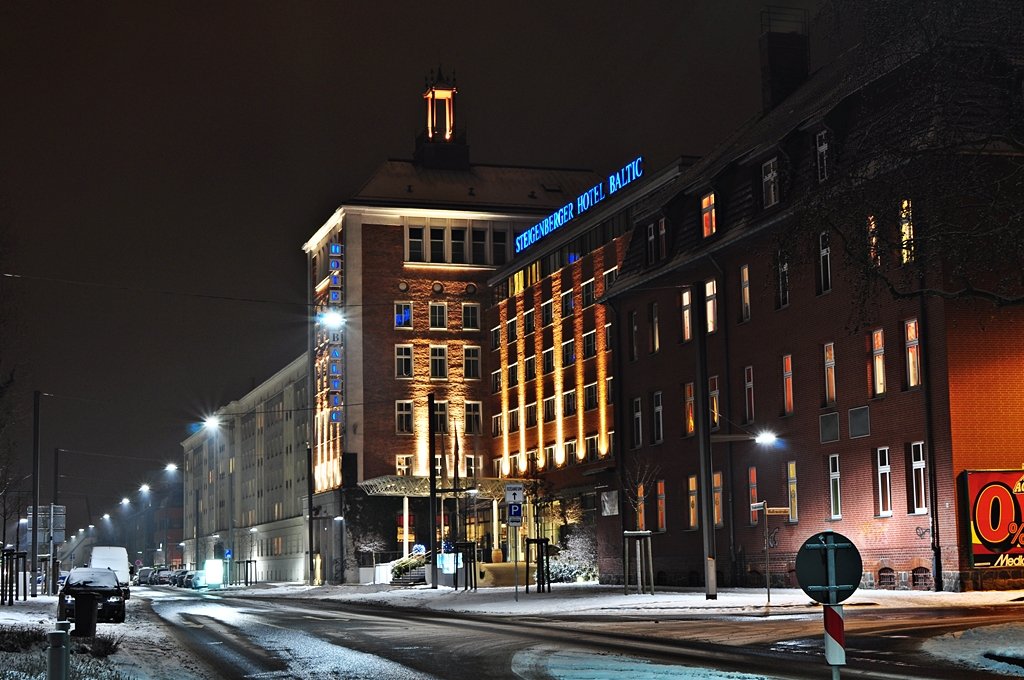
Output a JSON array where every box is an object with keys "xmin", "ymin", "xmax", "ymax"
[{"xmin": 414, "ymin": 66, "xmax": 469, "ymax": 170}]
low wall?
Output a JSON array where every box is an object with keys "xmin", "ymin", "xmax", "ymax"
[{"xmin": 478, "ymin": 562, "xmax": 535, "ymax": 588}]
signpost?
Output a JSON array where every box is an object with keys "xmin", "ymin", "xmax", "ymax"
[
  {"xmin": 505, "ymin": 484, "xmax": 524, "ymax": 601},
  {"xmin": 796, "ymin": 531, "xmax": 862, "ymax": 679}
]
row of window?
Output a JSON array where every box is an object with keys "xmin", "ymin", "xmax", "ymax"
[
  {"xmin": 395, "ymin": 344, "xmax": 480, "ymax": 380},
  {"xmin": 630, "ymin": 320, "xmax": 923, "ymax": 448},
  {"xmin": 636, "ymin": 441, "xmax": 926, "ymax": 533},
  {"xmin": 394, "ymin": 400, "xmax": 482, "ymax": 435},
  {"xmin": 493, "ymin": 268, "xmax": 617, "ymax": 348},
  {"xmin": 395, "ymin": 453, "xmax": 481, "ymax": 478},
  {"xmin": 394, "ymin": 301, "xmax": 480, "ymax": 331},
  {"xmin": 491, "ymin": 378, "xmax": 613, "ymax": 435},
  {"xmin": 489, "ymin": 329, "xmax": 608, "ymax": 392},
  {"xmin": 499, "ymin": 431, "xmax": 615, "ymax": 476},
  {"xmin": 406, "ymin": 224, "xmax": 510, "ymax": 266}
]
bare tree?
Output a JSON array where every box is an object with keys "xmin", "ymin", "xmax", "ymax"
[
  {"xmin": 783, "ymin": 0, "xmax": 1024, "ymax": 310},
  {"xmin": 623, "ymin": 456, "xmax": 661, "ymax": 530}
]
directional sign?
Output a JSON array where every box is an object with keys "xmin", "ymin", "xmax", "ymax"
[
  {"xmin": 224, "ymin": 549, "xmax": 233, "ymax": 560},
  {"xmin": 505, "ymin": 483, "xmax": 525, "ymax": 504},
  {"xmin": 507, "ymin": 503, "xmax": 523, "ymax": 527}
]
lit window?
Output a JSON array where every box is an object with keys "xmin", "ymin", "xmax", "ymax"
[
  {"xmin": 900, "ymin": 199, "xmax": 915, "ymax": 263},
  {"xmin": 905, "ymin": 319, "xmax": 921, "ymax": 388},
  {"xmin": 465, "ymin": 402, "xmax": 482, "ymax": 435},
  {"xmin": 652, "ymin": 391, "xmax": 663, "ymax": 444},
  {"xmin": 911, "ymin": 441, "xmax": 927, "ymax": 513},
  {"xmin": 462, "ymin": 303, "xmax": 480, "ymax": 330},
  {"xmin": 395, "ymin": 302, "xmax": 413, "ymax": 329},
  {"xmin": 396, "ymin": 454, "xmax": 412, "ymax": 476},
  {"xmin": 823, "ymin": 343, "xmax": 836, "ymax": 404},
  {"xmin": 656, "ymin": 479, "xmax": 666, "ymax": 532},
  {"xmin": 782, "ymin": 355, "xmax": 794, "ymax": 415},
  {"xmin": 701, "ymin": 192, "xmax": 716, "ymax": 237},
  {"xmin": 541, "ymin": 299, "xmax": 553, "ymax": 326},
  {"xmin": 871, "ymin": 329, "xmax": 885, "ymax": 397},
  {"xmin": 465, "ymin": 454, "xmax": 478, "ymax": 477},
  {"xmin": 818, "ymin": 232, "xmax": 831, "ymax": 294},
  {"xmin": 430, "ymin": 345, "xmax": 448, "ymax": 379},
  {"xmin": 680, "ymin": 289, "xmax": 692, "ymax": 341},
  {"xmin": 631, "ymin": 397, "xmax": 643, "ymax": 448},
  {"xmin": 464, "ymin": 346, "xmax": 481, "ymax": 380},
  {"xmin": 713, "ymin": 471, "xmax": 723, "ymax": 527},
  {"xmin": 740, "ymin": 264, "xmax": 751, "ymax": 322},
  {"xmin": 582, "ymin": 279, "xmax": 595, "ymax": 308},
  {"xmin": 815, "ymin": 130, "xmax": 829, "ymax": 182},
  {"xmin": 744, "ymin": 366, "xmax": 755, "ymax": 423},
  {"xmin": 762, "ymin": 157, "xmax": 779, "ymax": 208},
  {"xmin": 688, "ymin": 475, "xmax": 699, "ymax": 529},
  {"xmin": 395, "ymin": 401, "xmax": 413, "ymax": 434},
  {"xmin": 876, "ymin": 447, "xmax": 892, "ymax": 517},
  {"xmin": 787, "ymin": 461, "xmax": 798, "ymax": 521},
  {"xmin": 395, "ymin": 345, "xmax": 413, "ymax": 379},
  {"xmin": 776, "ymin": 251, "xmax": 790, "ymax": 308},
  {"xmin": 709, "ymin": 375, "xmax": 720, "ymax": 430},
  {"xmin": 649, "ymin": 302, "xmax": 660, "ymax": 353},
  {"xmin": 584, "ymin": 382, "xmax": 598, "ymax": 410},
  {"xmin": 506, "ymin": 318, "xmax": 517, "ymax": 344},
  {"xmin": 867, "ymin": 215, "xmax": 880, "ymax": 267},
  {"xmin": 829, "ymin": 454, "xmax": 841, "ymax": 519},
  {"xmin": 705, "ymin": 279, "xmax": 718, "ymax": 333},
  {"xmin": 748, "ymin": 467, "xmax": 759, "ymax": 525},
  {"xmin": 684, "ymin": 382, "xmax": 695, "ymax": 435}
]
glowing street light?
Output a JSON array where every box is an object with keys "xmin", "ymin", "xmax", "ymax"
[
  {"xmin": 165, "ymin": 463, "xmax": 178, "ymax": 472},
  {"xmin": 121, "ymin": 497, "xmax": 130, "ymax": 506},
  {"xmin": 139, "ymin": 484, "xmax": 150, "ymax": 493}
]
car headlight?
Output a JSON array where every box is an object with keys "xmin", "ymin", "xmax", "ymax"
[{"xmin": 106, "ymin": 596, "xmax": 123, "ymax": 603}]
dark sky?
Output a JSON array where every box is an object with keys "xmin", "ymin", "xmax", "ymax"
[{"xmin": 1, "ymin": 1, "xmax": 818, "ymax": 530}]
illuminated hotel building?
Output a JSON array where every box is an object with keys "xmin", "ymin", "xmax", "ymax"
[
  {"xmin": 485, "ymin": 157, "xmax": 693, "ymax": 575},
  {"xmin": 301, "ymin": 70, "xmax": 599, "ymax": 580}
]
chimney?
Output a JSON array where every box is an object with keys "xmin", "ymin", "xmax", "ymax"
[{"xmin": 759, "ymin": 7, "xmax": 809, "ymax": 113}]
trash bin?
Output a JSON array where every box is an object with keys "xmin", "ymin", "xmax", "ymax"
[{"xmin": 71, "ymin": 593, "xmax": 98, "ymax": 637}]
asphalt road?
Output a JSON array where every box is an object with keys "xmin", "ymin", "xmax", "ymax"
[{"xmin": 140, "ymin": 586, "xmax": 1022, "ymax": 680}]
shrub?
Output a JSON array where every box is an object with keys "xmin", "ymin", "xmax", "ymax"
[
  {"xmin": 391, "ymin": 554, "xmax": 427, "ymax": 579},
  {"xmin": 549, "ymin": 523, "xmax": 598, "ymax": 583}
]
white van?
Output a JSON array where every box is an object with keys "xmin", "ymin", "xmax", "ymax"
[{"xmin": 89, "ymin": 546, "xmax": 131, "ymax": 598}]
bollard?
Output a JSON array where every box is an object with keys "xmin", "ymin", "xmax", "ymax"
[
  {"xmin": 70, "ymin": 593, "xmax": 98, "ymax": 638},
  {"xmin": 55, "ymin": 621, "xmax": 71, "ymax": 678},
  {"xmin": 47, "ymin": 630, "xmax": 68, "ymax": 680}
]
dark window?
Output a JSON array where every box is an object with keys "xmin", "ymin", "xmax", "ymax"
[{"xmin": 408, "ymin": 228, "xmax": 424, "ymax": 262}]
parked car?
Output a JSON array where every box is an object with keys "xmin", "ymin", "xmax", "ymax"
[
  {"xmin": 57, "ymin": 567, "xmax": 128, "ymax": 623},
  {"xmin": 189, "ymin": 570, "xmax": 207, "ymax": 590},
  {"xmin": 135, "ymin": 567, "xmax": 153, "ymax": 586},
  {"xmin": 171, "ymin": 569, "xmax": 189, "ymax": 587},
  {"xmin": 150, "ymin": 568, "xmax": 174, "ymax": 585}
]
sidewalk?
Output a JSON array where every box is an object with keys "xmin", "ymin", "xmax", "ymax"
[{"xmin": 230, "ymin": 580, "xmax": 1024, "ymax": 617}]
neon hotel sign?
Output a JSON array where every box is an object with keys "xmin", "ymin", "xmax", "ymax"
[{"xmin": 515, "ymin": 155, "xmax": 644, "ymax": 254}]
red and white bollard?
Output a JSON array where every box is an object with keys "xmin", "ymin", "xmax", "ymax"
[{"xmin": 824, "ymin": 604, "xmax": 845, "ymax": 676}]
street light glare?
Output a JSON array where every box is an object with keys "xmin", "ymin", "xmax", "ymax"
[
  {"xmin": 321, "ymin": 310, "xmax": 345, "ymax": 329},
  {"xmin": 140, "ymin": 483, "xmax": 151, "ymax": 493},
  {"xmin": 165, "ymin": 463, "xmax": 178, "ymax": 472},
  {"xmin": 121, "ymin": 497, "xmax": 130, "ymax": 505},
  {"xmin": 754, "ymin": 431, "xmax": 778, "ymax": 446},
  {"xmin": 102, "ymin": 513, "xmax": 110, "ymax": 520},
  {"xmin": 204, "ymin": 415, "xmax": 221, "ymax": 430}
]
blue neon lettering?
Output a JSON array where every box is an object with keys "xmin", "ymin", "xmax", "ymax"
[{"xmin": 514, "ymin": 155, "xmax": 643, "ymax": 253}]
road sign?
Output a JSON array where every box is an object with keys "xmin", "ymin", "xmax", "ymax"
[
  {"xmin": 505, "ymin": 483, "xmax": 525, "ymax": 504},
  {"xmin": 224, "ymin": 549, "xmax": 233, "ymax": 560},
  {"xmin": 766, "ymin": 507, "xmax": 790, "ymax": 516},
  {"xmin": 507, "ymin": 503, "xmax": 523, "ymax": 527},
  {"xmin": 795, "ymin": 531, "xmax": 862, "ymax": 605}
]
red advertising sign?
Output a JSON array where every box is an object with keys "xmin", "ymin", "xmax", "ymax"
[{"xmin": 965, "ymin": 470, "xmax": 1024, "ymax": 568}]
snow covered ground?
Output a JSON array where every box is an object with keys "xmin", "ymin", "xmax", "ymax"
[{"xmin": 0, "ymin": 584, "xmax": 1021, "ymax": 679}]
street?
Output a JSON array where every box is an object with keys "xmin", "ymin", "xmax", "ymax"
[{"xmin": 137, "ymin": 585, "xmax": 1024, "ymax": 679}]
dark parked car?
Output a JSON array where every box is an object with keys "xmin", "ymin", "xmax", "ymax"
[
  {"xmin": 135, "ymin": 567, "xmax": 153, "ymax": 586},
  {"xmin": 150, "ymin": 568, "xmax": 174, "ymax": 585},
  {"xmin": 57, "ymin": 567, "xmax": 128, "ymax": 623},
  {"xmin": 171, "ymin": 569, "xmax": 189, "ymax": 587}
]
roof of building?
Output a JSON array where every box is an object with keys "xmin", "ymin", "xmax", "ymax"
[{"xmin": 345, "ymin": 160, "xmax": 602, "ymax": 215}]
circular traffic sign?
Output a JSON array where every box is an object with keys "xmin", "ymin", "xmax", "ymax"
[{"xmin": 795, "ymin": 531, "xmax": 862, "ymax": 604}]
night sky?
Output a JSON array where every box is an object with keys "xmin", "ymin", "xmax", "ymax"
[{"xmin": 1, "ymin": 1, "xmax": 818, "ymax": 530}]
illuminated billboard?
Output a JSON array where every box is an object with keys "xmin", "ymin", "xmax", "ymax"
[{"xmin": 962, "ymin": 470, "xmax": 1024, "ymax": 568}]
